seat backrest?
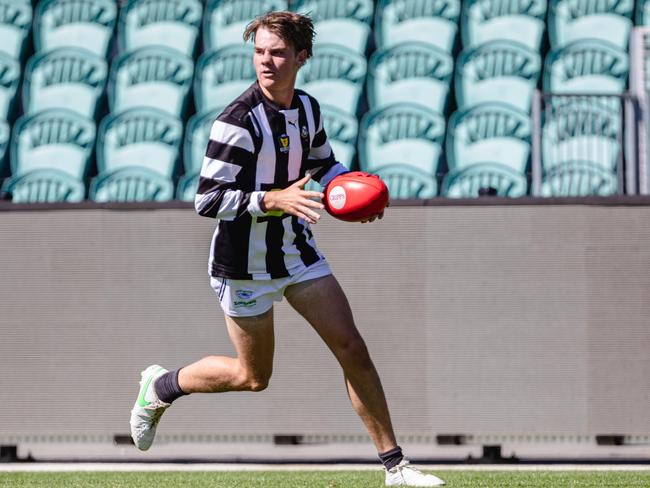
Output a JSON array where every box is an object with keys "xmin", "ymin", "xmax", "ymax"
[
  {"xmin": 23, "ymin": 47, "xmax": 108, "ymax": 118},
  {"xmin": 119, "ymin": 0, "xmax": 202, "ymax": 56},
  {"xmin": 320, "ymin": 104, "xmax": 358, "ymax": 165},
  {"xmin": 544, "ymin": 39, "xmax": 628, "ymax": 94},
  {"xmin": 296, "ymin": 43, "xmax": 366, "ymax": 114},
  {"xmin": 204, "ymin": 0, "xmax": 288, "ymax": 50},
  {"xmin": 358, "ymin": 103, "xmax": 445, "ymax": 174},
  {"xmin": 293, "ymin": 0, "xmax": 373, "ymax": 53},
  {"xmin": 442, "ymin": 162, "xmax": 528, "ymax": 197},
  {"xmin": 373, "ymin": 163, "xmax": 438, "ymax": 198},
  {"xmin": 0, "ymin": 51, "xmax": 21, "ymax": 119},
  {"xmin": 90, "ymin": 166, "xmax": 175, "ymax": 201},
  {"xmin": 447, "ymin": 102, "xmax": 531, "ymax": 172},
  {"xmin": 637, "ymin": 0, "xmax": 650, "ymax": 25},
  {"xmin": 549, "ymin": 0, "xmax": 633, "ymax": 49},
  {"xmin": 3, "ymin": 168, "xmax": 86, "ymax": 203},
  {"xmin": 0, "ymin": 117, "xmax": 9, "ymax": 172},
  {"xmin": 109, "ymin": 46, "xmax": 194, "ymax": 117},
  {"xmin": 184, "ymin": 108, "xmax": 222, "ymax": 174},
  {"xmin": 194, "ymin": 45, "xmax": 255, "ymax": 112},
  {"xmin": 34, "ymin": 0, "xmax": 117, "ymax": 57},
  {"xmin": 0, "ymin": 0, "xmax": 32, "ymax": 59},
  {"xmin": 540, "ymin": 160, "xmax": 619, "ymax": 196},
  {"xmin": 375, "ymin": 0, "xmax": 460, "ymax": 51},
  {"xmin": 456, "ymin": 40, "xmax": 541, "ymax": 111},
  {"xmin": 11, "ymin": 109, "xmax": 96, "ymax": 179},
  {"xmin": 462, "ymin": 0, "xmax": 547, "ymax": 50},
  {"xmin": 97, "ymin": 107, "xmax": 183, "ymax": 177},
  {"xmin": 367, "ymin": 41, "xmax": 453, "ymax": 113}
]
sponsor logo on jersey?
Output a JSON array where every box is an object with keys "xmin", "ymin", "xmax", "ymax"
[
  {"xmin": 279, "ymin": 134, "xmax": 290, "ymax": 153},
  {"xmin": 235, "ymin": 289, "xmax": 254, "ymax": 300},
  {"xmin": 328, "ymin": 185, "xmax": 346, "ymax": 210}
]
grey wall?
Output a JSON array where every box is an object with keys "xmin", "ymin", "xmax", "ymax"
[{"xmin": 1, "ymin": 205, "xmax": 649, "ymax": 447}]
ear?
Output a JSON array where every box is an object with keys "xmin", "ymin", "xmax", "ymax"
[{"xmin": 296, "ymin": 49, "xmax": 308, "ymax": 66}]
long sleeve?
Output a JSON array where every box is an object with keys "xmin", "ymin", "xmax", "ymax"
[{"xmin": 194, "ymin": 110, "xmax": 267, "ymax": 220}]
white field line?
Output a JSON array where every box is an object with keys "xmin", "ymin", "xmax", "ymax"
[{"xmin": 1, "ymin": 463, "xmax": 650, "ymax": 472}]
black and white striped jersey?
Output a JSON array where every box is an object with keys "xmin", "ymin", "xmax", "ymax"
[{"xmin": 195, "ymin": 81, "xmax": 348, "ymax": 280}]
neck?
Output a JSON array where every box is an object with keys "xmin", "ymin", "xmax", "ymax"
[{"xmin": 259, "ymin": 83, "xmax": 294, "ymax": 109}]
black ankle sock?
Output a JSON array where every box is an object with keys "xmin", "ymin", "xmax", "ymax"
[
  {"xmin": 154, "ymin": 368, "xmax": 187, "ymax": 404},
  {"xmin": 379, "ymin": 445, "xmax": 404, "ymax": 471}
]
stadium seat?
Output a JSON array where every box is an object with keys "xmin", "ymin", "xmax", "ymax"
[
  {"xmin": 90, "ymin": 166, "xmax": 175, "ymax": 202},
  {"xmin": 0, "ymin": 52, "xmax": 20, "ymax": 120},
  {"xmin": 544, "ymin": 40, "xmax": 629, "ymax": 95},
  {"xmin": 10, "ymin": 109, "xmax": 96, "ymax": 180},
  {"xmin": 540, "ymin": 160, "xmax": 618, "ymax": 196},
  {"xmin": 109, "ymin": 46, "xmax": 194, "ymax": 117},
  {"xmin": 442, "ymin": 162, "xmax": 528, "ymax": 197},
  {"xmin": 374, "ymin": 0, "xmax": 460, "ymax": 53},
  {"xmin": 97, "ymin": 107, "xmax": 183, "ymax": 179},
  {"xmin": 367, "ymin": 42, "xmax": 454, "ymax": 114},
  {"xmin": 194, "ymin": 45, "xmax": 256, "ymax": 113},
  {"xmin": 293, "ymin": 0, "xmax": 373, "ymax": 54},
  {"xmin": 455, "ymin": 40, "xmax": 541, "ymax": 112},
  {"xmin": 320, "ymin": 104, "xmax": 358, "ymax": 167},
  {"xmin": 372, "ymin": 163, "xmax": 438, "ymax": 198},
  {"xmin": 119, "ymin": 0, "xmax": 202, "ymax": 57},
  {"xmin": 637, "ymin": 0, "xmax": 650, "ymax": 25},
  {"xmin": 2, "ymin": 168, "xmax": 86, "ymax": 203},
  {"xmin": 176, "ymin": 170, "xmax": 198, "ymax": 201},
  {"xmin": 204, "ymin": 0, "xmax": 288, "ymax": 51},
  {"xmin": 0, "ymin": 0, "xmax": 32, "ymax": 60},
  {"xmin": 541, "ymin": 98, "xmax": 621, "ymax": 172},
  {"xmin": 296, "ymin": 44, "xmax": 367, "ymax": 116},
  {"xmin": 0, "ymin": 118, "xmax": 9, "ymax": 173},
  {"xmin": 461, "ymin": 0, "xmax": 547, "ymax": 51},
  {"xmin": 23, "ymin": 48, "xmax": 108, "ymax": 119},
  {"xmin": 446, "ymin": 103, "xmax": 531, "ymax": 175},
  {"xmin": 549, "ymin": 0, "xmax": 633, "ymax": 50},
  {"xmin": 34, "ymin": 0, "xmax": 117, "ymax": 58},
  {"xmin": 358, "ymin": 103, "xmax": 445, "ymax": 177}
]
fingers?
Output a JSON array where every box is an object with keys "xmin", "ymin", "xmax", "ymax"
[
  {"xmin": 294, "ymin": 173, "xmax": 312, "ymax": 188},
  {"xmin": 301, "ymin": 190, "xmax": 324, "ymax": 201}
]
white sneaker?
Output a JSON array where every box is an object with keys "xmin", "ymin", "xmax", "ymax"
[
  {"xmin": 385, "ymin": 459, "xmax": 445, "ymax": 486},
  {"xmin": 129, "ymin": 365, "xmax": 171, "ymax": 451}
]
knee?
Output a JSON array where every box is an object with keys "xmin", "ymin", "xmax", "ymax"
[
  {"xmin": 247, "ymin": 377, "xmax": 270, "ymax": 392},
  {"xmin": 237, "ymin": 369, "xmax": 271, "ymax": 392},
  {"xmin": 337, "ymin": 335, "xmax": 373, "ymax": 369}
]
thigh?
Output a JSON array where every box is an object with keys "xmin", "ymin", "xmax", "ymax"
[
  {"xmin": 284, "ymin": 274, "xmax": 364, "ymax": 353},
  {"xmin": 225, "ymin": 308, "xmax": 275, "ymax": 377}
]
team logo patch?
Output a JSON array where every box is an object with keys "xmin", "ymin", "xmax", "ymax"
[
  {"xmin": 235, "ymin": 289, "xmax": 254, "ymax": 300},
  {"xmin": 301, "ymin": 125, "xmax": 309, "ymax": 140},
  {"xmin": 279, "ymin": 134, "xmax": 290, "ymax": 153}
]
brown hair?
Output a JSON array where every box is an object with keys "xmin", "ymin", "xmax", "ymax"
[{"xmin": 243, "ymin": 11, "xmax": 315, "ymax": 59}]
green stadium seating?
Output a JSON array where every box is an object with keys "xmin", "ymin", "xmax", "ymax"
[
  {"xmin": 0, "ymin": 52, "xmax": 21, "ymax": 119},
  {"xmin": 637, "ymin": 0, "xmax": 650, "ymax": 25},
  {"xmin": 446, "ymin": 103, "xmax": 531, "ymax": 175},
  {"xmin": 10, "ymin": 109, "xmax": 96, "ymax": 180},
  {"xmin": 0, "ymin": 0, "xmax": 32, "ymax": 59},
  {"xmin": 293, "ymin": 0, "xmax": 373, "ymax": 53},
  {"xmin": 90, "ymin": 166, "xmax": 175, "ymax": 202},
  {"xmin": 296, "ymin": 44, "xmax": 367, "ymax": 116},
  {"xmin": 455, "ymin": 40, "xmax": 541, "ymax": 112},
  {"xmin": 442, "ymin": 162, "xmax": 528, "ymax": 197},
  {"xmin": 34, "ymin": 0, "xmax": 117, "ymax": 58},
  {"xmin": 23, "ymin": 47, "xmax": 108, "ymax": 118},
  {"xmin": 372, "ymin": 163, "xmax": 438, "ymax": 198},
  {"xmin": 542, "ymin": 98, "xmax": 621, "ymax": 172},
  {"xmin": 109, "ymin": 46, "xmax": 194, "ymax": 117},
  {"xmin": 203, "ymin": 0, "xmax": 288, "ymax": 51},
  {"xmin": 540, "ymin": 160, "xmax": 618, "ymax": 196},
  {"xmin": 194, "ymin": 45, "xmax": 255, "ymax": 113},
  {"xmin": 544, "ymin": 39, "xmax": 629, "ymax": 94},
  {"xmin": 549, "ymin": 0, "xmax": 633, "ymax": 50},
  {"xmin": 367, "ymin": 42, "xmax": 453, "ymax": 113},
  {"xmin": 97, "ymin": 107, "xmax": 183, "ymax": 178},
  {"xmin": 119, "ymin": 0, "xmax": 202, "ymax": 57},
  {"xmin": 320, "ymin": 104, "xmax": 358, "ymax": 167},
  {"xmin": 461, "ymin": 0, "xmax": 547, "ymax": 51},
  {"xmin": 176, "ymin": 170, "xmax": 198, "ymax": 202},
  {"xmin": 375, "ymin": 0, "xmax": 460, "ymax": 52},
  {"xmin": 358, "ymin": 103, "xmax": 445, "ymax": 176},
  {"xmin": 0, "ymin": 118, "xmax": 9, "ymax": 173},
  {"xmin": 2, "ymin": 168, "xmax": 86, "ymax": 203}
]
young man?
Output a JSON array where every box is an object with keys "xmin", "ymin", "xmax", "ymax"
[{"xmin": 130, "ymin": 11, "xmax": 445, "ymax": 487}]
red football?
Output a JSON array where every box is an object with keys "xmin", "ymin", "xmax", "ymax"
[{"xmin": 324, "ymin": 171, "xmax": 389, "ymax": 222}]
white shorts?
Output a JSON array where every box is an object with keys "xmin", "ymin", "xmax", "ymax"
[{"xmin": 210, "ymin": 260, "xmax": 332, "ymax": 317}]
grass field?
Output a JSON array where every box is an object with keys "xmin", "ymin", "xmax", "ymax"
[{"xmin": 2, "ymin": 470, "xmax": 650, "ymax": 487}]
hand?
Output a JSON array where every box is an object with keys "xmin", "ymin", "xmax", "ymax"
[
  {"xmin": 360, "ymin": 200, "xmax": 390, "ymax": 224},
  {"xmin": 261, "ymin": 174, "xmax": 324, "ymax": 224}
]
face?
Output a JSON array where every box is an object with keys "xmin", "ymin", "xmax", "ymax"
[{"xmin": 253, "ymin": 27, "xmax": 307, "ymax": 93}]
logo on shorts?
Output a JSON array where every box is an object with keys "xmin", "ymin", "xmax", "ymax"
[
  {"xmin": 234, "ymin": 299, "xmax": 257, "ymax": 308},
  {"xmin": 328, "ymin": 185, "xmax": 346, "ymax": 210},
  {"xmin": 278, "ymin": 134, "xmax": 290, "ymax": 153},
  {"xmin": 235, "ymin": 289, "xmax": 254, "ymax": 300}
]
